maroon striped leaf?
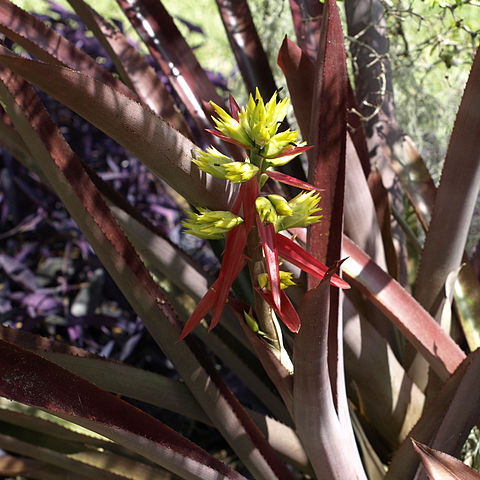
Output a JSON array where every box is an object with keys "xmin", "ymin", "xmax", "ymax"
[
  {"xmin": 66, "ymin": 0, "xmax": 192, "ymax": 136},
  {"xmin": 0, "ymin": 53, "xmax": 237, "ymax": 211},
  {"xmin": 116, "ymin": 0, "xmax": 225, "ymax": 147},
  {"xmin": 0, "ymin": 340, "xmax": 246, "ymax": 480},
  {"xmin": 216, "ymin": 0, "xmax": 276, "ymax": 98},
  {"xmin": 307, "ymin": 0, "xmax": 347, "ymax": 270},
  {"xmin": 0, "ymin": 0, "xmax": 134, "ymax": 100}
]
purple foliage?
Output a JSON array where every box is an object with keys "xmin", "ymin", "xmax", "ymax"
[{"xmin": 0, "ymin": 3, "xmax": 220, "ymax": 361}]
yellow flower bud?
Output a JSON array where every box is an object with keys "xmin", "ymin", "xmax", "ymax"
[
  {"xmin": 244, "ymin": 311, "xmax": 260, "ymax": 333},
  {"xmin": 267, "ymin": 194, "xmax": 293, "ymax": 216},
  {"xmin": 192, "ymin": 147, "xmax": 231, "ymax": 179},
  {"xmin": 276, "ymin": 191, "xmax": 322, "ymax": 231},
  {"xmin": 210, "ymin": 102, "xmax": 253, "ymax": 148},
  {"xmin": 255, "ymin": 196, "xmax": 277, "ymax": 224},
  {"xmin": 182, "ymin": 208, "xmax": 244, "ymax": 239},
  {"xmin": 257, "ymin": 271, "xmax": 295, "ymax": 290},
  {"xmin": 223, "ymin": 162, "xmax": 259, "ymax": 183},
  {"xmin": 262, "ymin": 130, "xmax": 298, "ymax": 159}
]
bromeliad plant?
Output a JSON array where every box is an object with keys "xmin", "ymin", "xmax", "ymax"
[
  {"xmin": 180, "ymin": 89, "xmax": 349, "ymax": 339},
  {"xmin": 0, "ymin": 0, "xmax": 479, "ymax": 479}
]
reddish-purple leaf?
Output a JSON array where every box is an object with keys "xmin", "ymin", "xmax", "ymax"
[
  {"xmin": 66, "ymin": 0, "xmax": 192, "ymax": 137},
  {"xmin": 276, "ymin": 234, "xmax": 350, "ymax": 289},
  {"xmin": 413, "ymin": 440, "xmax": 480, "ymax": 480},
  {"xmin": 342, "ymin": 235, "xmax": 465, "ymax": 380},
  {"xmin": 229, "ymin": 93, "xmax": 241, "ymax": 121},
  {"xmin": 256, "ymin": 287, "xmax": 300, "ymax": 333},
  {"xmin": 116, "ymin": 0, "xmax": 225, "ymax": 147},
  {"xmin": 0, "ymin": 54, "xmax": 237, "ymax": 211},
  {"xmin": 216, "ymin": 0, "xmax": 277, "ymax": 98},
  {"xmin": 307, "ymin": 0, "xmax": 348, "ymax": 271},
  {"xmin": 265, "ymin": 169, "xmax": 322, "ymax": 193},
  {"xmin": 257, "ymin": 218, "xmax": 281, "ymax": 311},
  {"xmin": 0, "ymin": 0, "xmax": 134, "ymax": 99},
  {"xmin": 277, "ymin": 36, "xmax": 315, "ymax": 140},
  {"xmin": 0, "ymin": 340, "xmax": 246, "ymax": 480},
  {"xmin": 288, "ymin": 0, "xmax": 323, "ymax": 63}
]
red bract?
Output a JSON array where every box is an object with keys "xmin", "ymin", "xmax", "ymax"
[
  {"xmin": 179, "ymin": 178, "xmax": 259, "ymax": 339},
  {"xmin": 256, "ymin": 217, "xmax": 281, "ymax": 311},
  {"xmin": 179, "ymin": 224, "xmax": 247, "ymax": 339},
  {"xmin": 206, "ymin": 128, "xmax": 253, "ymax": 149},
  {"xmin": 178, "ymin": 280, "xmax": 219, "ymax": 341},
  {"xmin": 256, "ymin": 286, "xmax": 300, "ymax": 333},
  {"xmin": 276, "ymin": 233, "xmax": 350, "ymax": 289},
  {"xmin": 229, "ymin": 93, "xmax": 241, "ymax": 121},
  {"xmin": 267, "ymin": 144, "xmax": 313, "ymax": 158},
  {"xmin": 265, "ymin": 169, "xmax": 323, "ymax": 193},
  {"xmin": 209, "ymin": 225, "xmax": 248, "ymax": 330}
]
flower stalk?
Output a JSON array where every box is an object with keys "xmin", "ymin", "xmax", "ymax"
[{"xmin": 180, "ymin": 89, "xmax": 349, "ymax": 342}]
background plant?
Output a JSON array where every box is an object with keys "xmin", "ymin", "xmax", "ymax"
[{"xmin": 0, "ymin": 0, "xmax": 479, "ymax": 479}]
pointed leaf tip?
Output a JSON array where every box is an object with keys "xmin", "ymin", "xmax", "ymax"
[
  {"xmin": 178, "ymin": 284, "xmax": 218, "ymax": 340},
  {"xmin": 229, "ymin": 94, "xmax": 241, "ymax": 121},
  {"xmin": 412, "ymin": 439, "xmax": 480, "ymax": 479},
  {"xmin": 276, "ymin": 234, "xmax": 350, "ymax": 288}
]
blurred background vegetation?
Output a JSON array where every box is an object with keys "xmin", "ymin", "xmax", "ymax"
[{"xmin": 10, "ymin": 0, "xmax": 480, "ymax": 243}]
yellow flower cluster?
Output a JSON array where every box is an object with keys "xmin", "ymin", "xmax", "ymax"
[{"xmin": 184, "ymin": 89, "xmax": 321, "ymax": 240}]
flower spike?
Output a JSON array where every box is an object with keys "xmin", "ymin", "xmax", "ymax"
[{"xmin": 180, "ymin": 87, "xmax": 344, "ymax": 339}]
